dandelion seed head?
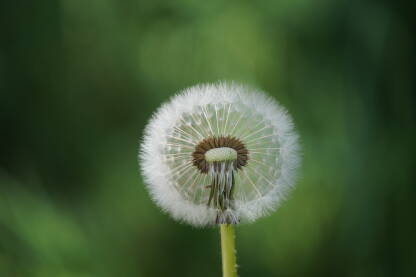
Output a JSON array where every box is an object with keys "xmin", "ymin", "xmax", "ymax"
[{"xmin": 139, "ymin": 82, "xmax": 300, "ymax": 226}]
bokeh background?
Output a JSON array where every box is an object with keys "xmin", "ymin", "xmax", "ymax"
[{"xmin": 1, "ymin": 0, "xmax": 415, "ymax": 276}]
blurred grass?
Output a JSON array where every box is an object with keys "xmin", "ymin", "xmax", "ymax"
[{"xmin": 0, "ymin": 0, "xmax": 415, "ymax": 276}]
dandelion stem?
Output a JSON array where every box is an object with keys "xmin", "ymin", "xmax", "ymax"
[{"xmin": 220, "ymin": 224, "xmax": 237, "ymax": 277}]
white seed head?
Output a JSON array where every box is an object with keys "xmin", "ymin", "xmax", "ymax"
[{"xmin": 139, "ymin": 82, "xmax": 300, "ymax": 226}]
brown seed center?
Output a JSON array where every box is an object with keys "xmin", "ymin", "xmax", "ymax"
[{"xmin": 192, "ymin": 136, "xmax": 249, "ymax": 173}]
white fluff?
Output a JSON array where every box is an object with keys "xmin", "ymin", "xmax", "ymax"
[{"xmin": 139, "ymin": 82, "xmax": 300, "ymax": 226}]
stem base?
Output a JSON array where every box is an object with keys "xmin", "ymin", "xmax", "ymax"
[{"xmin": 220, "ymin": 224, "xmax": 237, "ymax": 277}]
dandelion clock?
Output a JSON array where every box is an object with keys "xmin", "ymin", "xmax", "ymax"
[{"xmin": 139, "ymin": 82, "xmax": 300, "ymax": 277}]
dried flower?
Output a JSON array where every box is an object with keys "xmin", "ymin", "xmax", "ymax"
[{"xmin": 139, "ymin": 82, "xmax": 300, "ymax": 226}]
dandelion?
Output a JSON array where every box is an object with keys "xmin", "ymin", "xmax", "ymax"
[{"xmin": 139, "ymin": 82, "xmax": 300, "ymax": 276}]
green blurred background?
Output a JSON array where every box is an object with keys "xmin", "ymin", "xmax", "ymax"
[{"xmin": 1, "ymin": 0, "xmax": 415, "ymax": 276}]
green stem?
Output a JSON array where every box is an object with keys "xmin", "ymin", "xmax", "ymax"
[{"xmin": 220, "ymin": 224, "xmax": 237, "ymax": 277}]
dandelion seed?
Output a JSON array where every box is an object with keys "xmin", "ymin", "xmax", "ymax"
[{"xmin": 139, "ymin": 82, "xmax": 300, "ymax": 226}]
